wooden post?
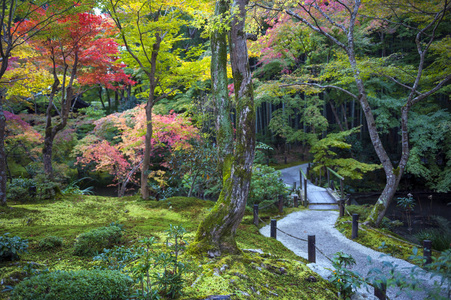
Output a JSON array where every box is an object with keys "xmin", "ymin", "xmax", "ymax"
[
  {"xmin": 352, "ymin": 214, "xmax": 359, "ymax": 239},
  {"xmin": 299, "ymin": 170, "xmax": 302, "ymax": 188},
  {"xmin": 284, "ymin": 156, "xmax": 287, "ymax": 164},
  {"xmin": 423, "ymin": 240, "xmax": 432, "ymax": 265},
  {"xmin": 266, "ymin": 157, "xmax": 269, "ymax": 166},
  {"xmin": 374, "ymin": 282, "xmax": 386, "ymax": 300},
  {"xmin": 304, "ymin": 177, "xmax": 308, "ymax": 206},
  {"xmin": 307, "ymin": 163, "xmax": 310, "ymax": 178},
  {"xmin": 271, "ymin": 219, "xmax": 277, "ymax": 239},
  {"xmin": 308, "ymin": 235, "xmax": 316, "ymax": 263},
  {"xmin": 293, "ymin": 181, "xmax": 296, "ymax": 191},
  {"xmin": 339, "ymin": 200, "xmax": 345, "ymax": 217},
  {"xmin": 278, "ymin": 195, "xmax": 283, "ymax": 213},
  {"xmin": 293, "ymin": 195, "xmax": 298, "ymax": 207},
  {"xmin": 340, "ymin": 179, "xmax": 344, "ymax": 199},
  {"xmin": 319, "ymin": 168, "xmax": 322, "ymax": 186},
  {"xmin": 327, "ymin": 168, "xmax": 330, "ymax": 188},
  {"xmin": 253, "ymin": 204, "xmax": 259, "ymax": 226}
]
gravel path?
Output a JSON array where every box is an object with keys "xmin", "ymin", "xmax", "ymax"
[{"xmin": 259, "ymin": 164, "xmax": 448, "ymax": 299}]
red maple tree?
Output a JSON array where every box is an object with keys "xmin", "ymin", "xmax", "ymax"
[{"xmin": 19, "ymin": 10, "xmax": 134, "ymax": 178}]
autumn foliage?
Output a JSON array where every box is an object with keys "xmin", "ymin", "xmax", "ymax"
[
  {"xmin": 73, "ymin": 105, "xmax": 199, "ymax": 196},
  {"xmin": 17, "ymin": 10, "xmax": 134, "ymax": 91}
]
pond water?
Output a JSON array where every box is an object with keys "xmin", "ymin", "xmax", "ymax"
[{"xmin": 351, "ymin": 192, "xmax": 451, "ymax": 244}]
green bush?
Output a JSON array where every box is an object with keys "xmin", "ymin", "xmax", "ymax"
[
  {"xmin": 345, "ymin": 204, "xmax": 372, "ymax": 220},
  {"xmin": 73, "ymin": 224, "xmax": 123, "ymax": 256},
  {"xmin": 10, "ymin": 269, "xmax": 133, "ymax": 300},
  {"xmin": 0, "ymin": 233, "xmax": 28, "ymax": 262},
  {"xmin": 415, "ymin": 216, "xmax": 451, "ymax": 251},
  {"xmin": 248, "ymin": 164, "xmax": 288, "ymax": 207},
  {"xmin": 416, "ymin": 228, "xmax": 451, "ymax": 251},
  {"xmin": 39, "ymin": 236, "xmax": 63, "ymax": 250},
  {"xmin": 6, "ymin": 177, "xmax": 36, "ymax": 202}
]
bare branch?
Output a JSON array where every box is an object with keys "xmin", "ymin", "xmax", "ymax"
[
  {"xmin": 280, "ymin": 82, "xmax": 358, "ymax": 100},
  {"xmin": 411, "ymin": 74, "xmax": 451, "ymax": 106},
  {"xmin": 335, "ymin": 0, "xmax": 353, "ymax": 16},
  {"xmin": 313, "ymin": 1, "xmax": 348, "ymax": 34},
  {"xmin": 286, "ymin": 9, "xmax": 347, "ymax": 50},
  {"xmin": 155, "ymin": 84, "xmax": 181, "ymax": 103},
  {"xmin": 383, "ymin": 75, "xmax": 421, "ymax": 95},
  {"xmin": 409, "ymin": 1, "xmax": 449, "ymax": 102},
  {"xmin": 250, "ymin": 2, "xmax": 282, "ymax": 12},
  {"xmin": 107, "ymin": 0, "xmax": 150, "ymax": 77},
  {"xmin": 136, "ymin": 5, "xmax": 153, "ymax": 66}
]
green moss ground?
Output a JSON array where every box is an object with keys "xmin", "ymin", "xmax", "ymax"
[{"xmin": 1, "ymin": 196, "xmax": 337, "ymax": 299}]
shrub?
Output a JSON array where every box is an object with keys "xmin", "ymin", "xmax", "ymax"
[
  {"xmin": 248, "ymin": 164, "xmax": 288, "ymax": 207},
  {"xmin": 39, "ymin": 236, "xmax": 63, "ymax": 250},
  {"xmin": 345, "ymin": 204, "xmax": 372, "ymax": 220},
  {"xmin": 6, "ymin": 177, "xmax": 36, "ymax": 202},
  {"xmin": 0, "ymin": 233, "xmax": 28, "ymax": 262},
  {"xmin": 416, "ymin": 228, "xmax": 451, "ymax": 251},
  {"xmin": 10, "ymin": 269, "xmax": 133, "ymax": 300},
  {"xmin": 415, "ymin": 216, "xmax": 451, "ymax": 251},
  {"xmin": 73, "ymin": 224, "xmax": 123, "ymax": 256}
]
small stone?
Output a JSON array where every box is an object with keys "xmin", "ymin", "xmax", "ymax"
[
  {"xmin": 208, "ymin": 250, "xmax": 221, "ymax": 258},
  {"xmin": 234, "ymin": 272, "xmax": 249, "ymax": 279},
  {"xmin": 203, "ymin": 296, "xmax": 231, "ymax": 300},
  {"xmin": 239, "ymin": 291, "xmax": 250, "ymax": 296},
  {"xmin": 268, "ymin": 291, "xmax": 279, "ymax": 297},
  {"xmin": 279, "ymin": 267, "xmax": 287, "ymax": 274},
  {"xmin": 243, "ymin": 248, "xmax": 264, "ymax": 254},
  {"xmin": 124, "ymin": 209, "xmax": 129, "ymax": 213},
  {"xmin": 256, "ymin": 267, "xmax": 262, "ymax": 271},
  {"xmin": 220, "ymin": 264, "xmax": 228, "ymax": 272},
  {"xmin": 306, "ymin": 276, "xmax": 317, "ymax": 282}
]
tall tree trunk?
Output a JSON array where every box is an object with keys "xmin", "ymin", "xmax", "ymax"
[
  {"xmin": 43, "ymin": 52, "xmax": 76, "ymax": 178},
  {"xmin": 212, "ymin": 0, "xmax": 233, "ymax": 172},
  {"xmin": 140, "ymin": 34, "xmax": 161, "ymax": 199},
  {"xmin": 140, "ymin": 100, "xmax": 154, "ymax": 199},
  {"xmin": 105, "ymin": 87, "xmax": 112, "ymax": 112},
  {"xmin": 190, "ymin": 0, "xmax": 255, "ymax": 257},
  {"xmin": 42, "ymin": 70, "xmax": 61, "ymax": 178},
  {"xmin": 341, "ymin": 103, "xmax": 349, "ymax": 130},
  {"xmin": 98, "ymin": 86, "xmax": 106, "ymax": 110},
  {"xmin": 330, "ymin": 101, "xmax": 344, "ymax": 131},
  {"xmin": 114, "ymin": 90, "xmax": 119, "ymax": 111},
  {"xmin": 0, "ymin": 95, "xmax": 6, "ymax": 206}
]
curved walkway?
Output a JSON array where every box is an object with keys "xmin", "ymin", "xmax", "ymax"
[{"xmin": 260, "ymin": 164, "xmax": 448, "ymax": 299}]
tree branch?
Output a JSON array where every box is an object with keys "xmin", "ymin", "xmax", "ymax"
[
  {"xmin": 411, "ymin": 74, "xmax": 451, "ymax": 106},
  {"xmin": 313, "ymin": 1, "xmax": 348, "ymax": 34},
  {"xmin": 286, "ymin": 8, "xmax": 347, "ymax": 51},
  {"xmin": 280, "ymin": 82, "xmax": 358, "ymax": 100},
  {"xmin": 383, "ymin": 75, "xmax": 421, "ymax": 95}
]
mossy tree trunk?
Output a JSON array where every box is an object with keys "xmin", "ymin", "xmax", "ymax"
[
  {"xmin": 0, "ymin": 95, "xmax": 6, "ymax": 206},
  {"xmin": 190, "ymin": 0, "xmax": 255, "ymax": 257},
  {"xmin": 212, "ymin": 0, "xmax": 233, "ymax": 172}
]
